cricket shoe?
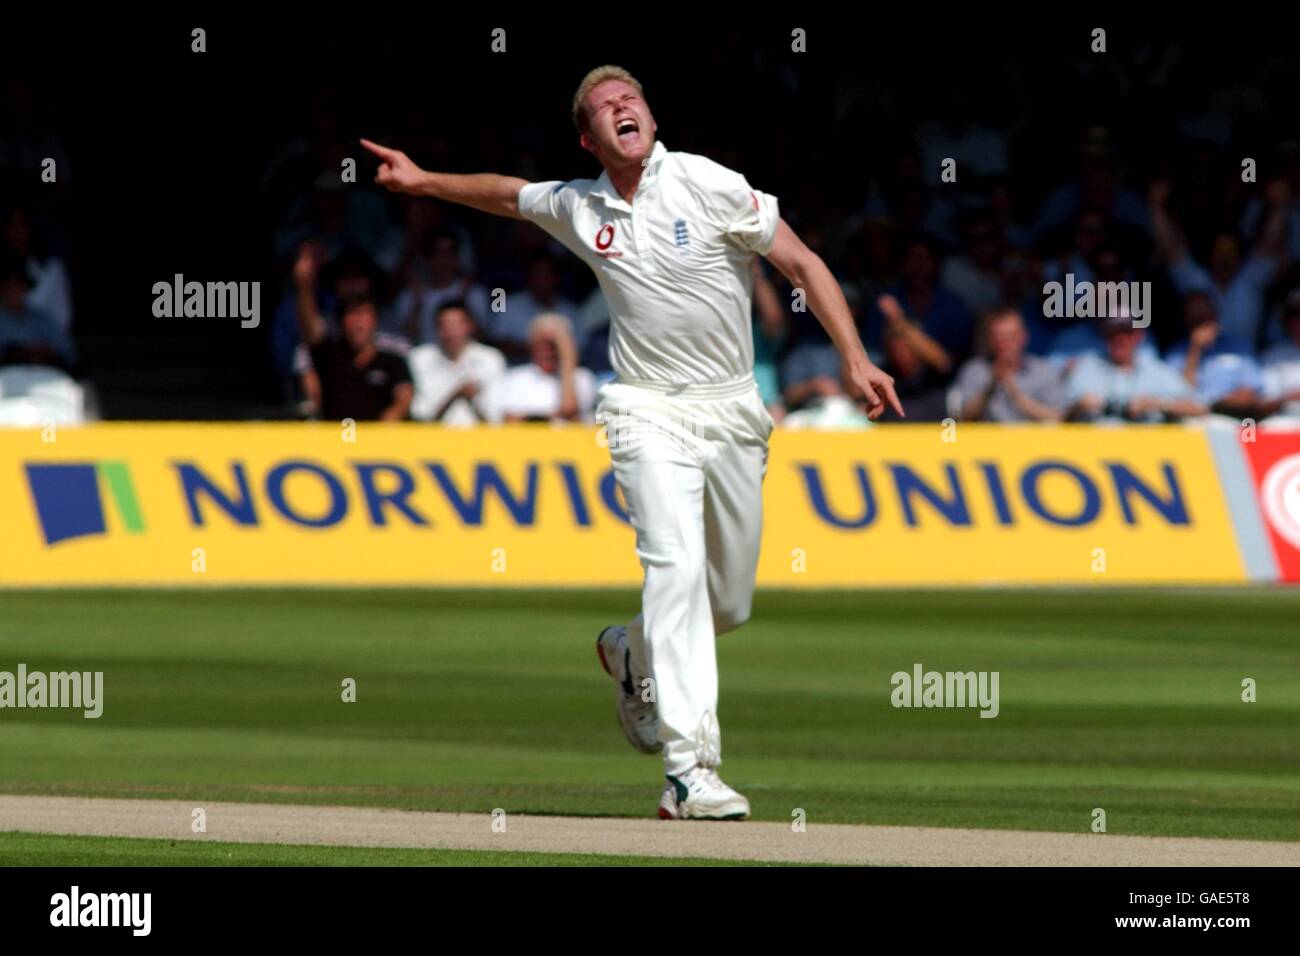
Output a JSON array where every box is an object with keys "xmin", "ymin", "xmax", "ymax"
[
  {"xmin": 595, "ymin": 625, "xmax": 661, "ymax": 754},
  {"xmin": 658, "ymin": 765, "xmax": 751, "ymax": 820}
]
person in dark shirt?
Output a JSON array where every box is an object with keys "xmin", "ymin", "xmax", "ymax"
[
  {"xmin": 864, "ymin": 236, "xmax": 975, "ymax": 363},
  {"xmin": 875, "ymin": 314, "xmax": 952, "ymax": 423},
  {"xmin": 296, "ymin": 288, "xmax": 412, "ymax": 421}
]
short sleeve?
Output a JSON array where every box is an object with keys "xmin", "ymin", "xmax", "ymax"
[
  {"xmin": 518, "ymin": 181, "xmax": 582, "ymax": 252},
  {"xmin": 714, "ymin": 177, "xmax": 780, "ymax": 255}
]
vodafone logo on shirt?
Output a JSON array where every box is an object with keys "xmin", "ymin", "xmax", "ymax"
[
  {"xmin": 1243, "ymin": 434, "xmax": 1300, "ymax": 580},
  {"xmin": 594, "ymin": 223, "xmax": 622, "ymax": 258}
]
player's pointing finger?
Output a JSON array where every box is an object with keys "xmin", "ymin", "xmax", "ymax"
[
  {"xmin": 360, "ymin": 138, "xmax": 397, "ymax": 160},
  {"xmin": 881, "ymin": 378, "xmax": 905, "ymax": 418}
]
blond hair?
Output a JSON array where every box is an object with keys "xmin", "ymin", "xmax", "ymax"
[{"xmin": 572, "ymin": 65, "xmax": 644, "ymax": 131}]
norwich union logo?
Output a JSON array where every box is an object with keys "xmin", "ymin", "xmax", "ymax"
[{"xmin": 24, "ymin": 462, "xmax": 146, "ymax": 545}]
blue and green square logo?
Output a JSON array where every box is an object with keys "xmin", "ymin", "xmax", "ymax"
[{"xmin": 25, "ymin": 462, "xmax": 146, "ymax": 545}]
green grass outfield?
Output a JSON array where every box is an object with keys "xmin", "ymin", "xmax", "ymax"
[
  {"xmin": 1, "ymin": 587, "xmax": 1297, "ymax": 851},
  {"xmin": 0, "ymin": 832, "xmax": 780, "ymax": 866}
]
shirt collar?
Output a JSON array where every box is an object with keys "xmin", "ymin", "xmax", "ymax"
[{"xmin": 592, "ymin": 140, "xmax": 668, "ymax": 212}]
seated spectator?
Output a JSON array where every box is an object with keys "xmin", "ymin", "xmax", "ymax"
[
  {"xmin": 487, "ymin": 253, "xmax": 579, "ymax": 361},
  {"xmin": 4, "ymin": 206, "xmax": 73, "ymax": 334},
  {"xmin": 1042, "ymin": 244, "xmax": 1156, "ymax": 373},
  {"xmin": 0, "ymin": 253, "xmax": 73, "ymax": 370},
  {"xmin": 780, "ymin": 341, "xmax": 841, "ymax": 412},
  {"xmin": 1261, "ymin": 289, "xmax": 1300, "ymax": 417},
  {"xmin": 294, "ymin": 289, "xmax": 412, "ymax": 422},
  {"xmin": 1165, "ymin": 292, "xmax": 1265, "ymax": 417},
  {"xmin": 781, "ymin": 355, "xmax": 872, "ymax": 430},
  {"xmin": 875, "ymin": 298, "xmax": 952, "ymax": 422},
  {"xmin": 489, "ymin": 313, "xmax": 595, "ymax": 422},
  {"xmin": 1064, "ymin": 316, "xmax": 1205, "ymax": 423},
  {"xmin": 956, "ymin": 308, "xmax": 1063, "ymax": 422},
  {"xmin": 408, "ymin": 300, "xmax": 505, "ymax": 425},
  {"xmin": 865, "ymin": 237, "xmax": 974, "ymax": 362},
  {"xmin": 392, "ymin": 228, "xmax": 490, "ymax": 345}
]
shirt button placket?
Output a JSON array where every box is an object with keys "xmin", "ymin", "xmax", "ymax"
[{"xmin": 632, "ymin": 207, "xmax": 654, "ymax": 273}]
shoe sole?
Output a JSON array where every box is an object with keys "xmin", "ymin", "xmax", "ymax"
[
  {"xmin": 596, "ymin": 628, "xmax": 662, "ymax": 755},
  {"xmin": 658, "ymin": 803, "xmax": 750, "ymax": 821}
]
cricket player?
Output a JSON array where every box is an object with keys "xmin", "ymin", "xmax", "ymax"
[{"xmin": 363, "ymin": 65, "xmax": 902, "ymax": 820}]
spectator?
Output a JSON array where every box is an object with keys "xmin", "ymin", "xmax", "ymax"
[
  {"xmin": 1033, "ymin": 129, "xmax": 1150, "ymax": 243},
  {"xmin": 1261, "ymin": 289, "xmax": 1300, "ymax": 417},
  {"xmin": 866, "ymin": 237, "xmax": 974, "ymax": 361},
  {"xmin": 408, "ymin": 300, "xmax": 505, "ymax": 425},
  {"xmin": 489, "ymin": 313, "xmax": 594, "ymax": 422},
  {"xmin": 392, "ymin": 228, "xmax": 490, "ymax": 345},
  {"xmin": 780, "ymin": 354, "xmax": 873, "ymax": 430},
  {"xmin": 488, "ymin": 253, "xmax": 579, "ymax": 360},
  {"xmin": 1064, "ymin": 316, "xmax": 1205, "ymax": 423},
  {"xmin": 940, "ymin": 209, "xmax": 1006, "ymax": 317},
  {"xmin": 285, "ymin": 243, "xmax": 407, "ymax": 414},
  {"xmin": 293, "ymin": 282, "xmax": 412, "ymax": 422},
  {"xmin": 4, "ymin": 206, "xmax": 73, "ymax": 334},
  {"xmin": 956, "ymin": 308, "xmax": 1064, "ymax": 422},
  {"xmin": 874, "ymin": 296, "xmax": 952, "ymax": 422},
  {"xmin": 1165, "ymin": 292, "xmax": 1267, "ymax": 417},
  {"xmin": 1044, "ymin": 244, "xmax": 1156, "ymax": 372},
  {"xmin": 0, "ymin": 253, "xmax": 73, "ymax": 370},
  {"xmin": 1150, "ymin": 179, "xmax": 1289, "ymax": 348}
]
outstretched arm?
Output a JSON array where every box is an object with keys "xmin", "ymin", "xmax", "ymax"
[
  {"xmin": 361, "ymin": 139, "xmax": 528, "ymax": 220},
  {"xmin": 764, "ymin": 219, "xmax": 903, "ymax": 419}
]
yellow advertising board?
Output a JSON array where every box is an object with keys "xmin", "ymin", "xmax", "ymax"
[{"xmin": 0, "ymin": 423, "xmax": 1246, "ymax": 586}]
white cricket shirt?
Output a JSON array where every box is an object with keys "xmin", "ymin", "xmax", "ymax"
[
  {"xmin": 517, "ymin": 141, "xmax": 779, "ymax": 386},
  {"xmin": 488, "ymin": 362, "xmax": 597, "ymax": 422},
  {"xmin": 407, "ymin": 340, "xmax": 506, "ymax": 425}
]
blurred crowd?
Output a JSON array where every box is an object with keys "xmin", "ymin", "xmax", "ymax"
[
  {"xmin": 5, "ymin": 34, "xmax": 1300, "ymax": 428},
  {"xmin": 264, "ymin": 141, "xmax": 1300, "ymax": 430}
]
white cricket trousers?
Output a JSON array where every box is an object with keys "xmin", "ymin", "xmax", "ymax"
[{"xmin": 596, "ymin": 372, "xmax": 774, "ymax": 777}]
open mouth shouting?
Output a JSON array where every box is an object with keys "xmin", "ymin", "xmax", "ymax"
[{"xmin": 615, "ymin": 116, "xmax": 642, "ymax": 149}]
